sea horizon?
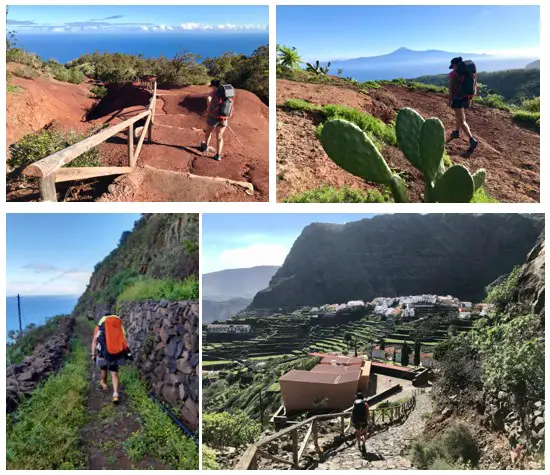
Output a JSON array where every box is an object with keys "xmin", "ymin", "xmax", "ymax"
[{"xmin": 14, "ymin": 31, "xmax": 268, "ymax": 64}]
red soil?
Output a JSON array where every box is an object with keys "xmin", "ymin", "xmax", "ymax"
[{"xmin": 276, "ymin": 79, "xmax": 539, "ymax": 203}]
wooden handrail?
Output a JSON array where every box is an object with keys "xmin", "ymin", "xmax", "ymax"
[
  {"xmin": 235, "ymin": 388, "xmax": 425, "ymax": 470},
  {"xmin": 22, "ymin": 80, "xmax": 157, "ymax": 201}
]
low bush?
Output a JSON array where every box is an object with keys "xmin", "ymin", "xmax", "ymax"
[
  {"xmin": 120, "ymin": 366, "xmax": 198, "ymax": 469},
  {"xmin": 485, "ymin": 265, "xmax": 521, "ymax": 313},
  {"xmin": 470, "ymin": 188, "xmax": 499, "ymax": 203},
  {"xmin": 8, "ymin": 128, "xmax": 101, "ymax": 170},
  {"xmin": 68, "ymin": 68, "xmax": 85, "ymax": 84},
  {"xmin": 6, "ymin": 48, "xmax": 43, "ymax": 68},
  {"xmin": 202, "ymin": 411, "xmax": 261, "ymax": 449},
  {"xmin": 284, "ymin": 185, "xmax": 392, "ymax": 203},
  {"xmin": 513, "ymin": 110, "xmax": 540, "ymax": 130},
  {"xmin": 117, "ymin": 275, "xmax": 199, "ymax": 303},
  {"xmin": 202, "ymin": 446, "xmax": 220, "ymax": 470},
  {"xmin": 13, "ymin": 65, "xmax": 39, "ymax": 79},
  {"xmin": 90, "ymin": 85, "xmax": 108, "ymax": 98},
  {"xmin": 521, "ymin": 96, "xmax": 540, "ymax": 112},
  {"xmin": 475, "ymin": 94, "xmax": 511, "ymax": 111}
]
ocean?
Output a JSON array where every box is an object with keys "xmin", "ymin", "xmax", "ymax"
[
  {"xmin": 6, "ymin": 295, "xmax": 79, "ymax": 338},
  {"xmin": 15, "ymin": 32, "xmax": 268, "ymax": 64}
]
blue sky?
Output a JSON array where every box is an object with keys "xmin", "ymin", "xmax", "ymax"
[
  {"xmin": 6, "ymin": 214, "xmax": 140, "ymax": 296},
  {"xmin": 202, "ymin": 214, "xmax": 377, "ymax": 274},
  {"xmin": 277, "ymin": 6, "xmax": 540, "ymax": 61},
  {"xmin": 7, "ymin": 5, "xmax": 268, "ymax": 34}
]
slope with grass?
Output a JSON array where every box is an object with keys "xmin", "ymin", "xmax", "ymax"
[{"xmin": 276, "ymin": 77, "xmax": 539, "ymax": 203}]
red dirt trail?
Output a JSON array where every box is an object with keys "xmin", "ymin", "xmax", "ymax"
[
  {"xmin": 276, "ymin": 79, "xmax": 539, "ymax": 203},
  {"xmin": 6, "ymin": 73, "xmax": 268, "ymax": 202}
]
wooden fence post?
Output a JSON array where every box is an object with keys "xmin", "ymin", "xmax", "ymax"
[
  {"xmin": 312, "ymin": 419, "xmax": 321, "ymax": 455},
  {"xmin": 340, "ymin": 415, "xmax": 345, "ymax": 436},
  {"xmin": 40, "ymin": 173, "xmax": 57, "ymax": 202},
  {"xmin": 128, "ymin": 123, "xmax": 134, "ymax": 167},
  {"xmin": 250, "ymin": 450, "xmax": 258, "ymax": 470},
  {"xmin": 291, "ymin": 428, "xmax": 299, "ymax": 468}
]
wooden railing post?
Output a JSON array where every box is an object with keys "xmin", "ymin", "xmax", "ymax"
[
  {"xmin": 250, "ymin": 450, "xmax": 258, "ymax": 470},
  {"xmin": 312, "ymin": 419, "xmax": 321, "ymax": 455},
  {"xmin": 340, "ymin": 415, "xmax": 345, "ymax": 436},
  {"xmin": 40, "ymin": 173, "xmax": 57, "ymax": 202},
  {"xmin": 128, "ymin": 123, "xmax": 134, "ymax": 167},
  {"xmin": 291, "ymin": 428, "xmax": 299, "ymax": 468}
]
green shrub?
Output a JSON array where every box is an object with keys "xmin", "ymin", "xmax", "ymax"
[
  {"xmin": 476, "ymin": 94, "xmax": 511, "ymax": 111},
  {"xmin": 6, "ymin": 48, "xmax": 42, "ymax": 68},
  {"xmin": 513, "ymin": 110, "xmax": 540, "ymax": 129},
  {"xmin": 521, "ymin": 96, "xmax": 540, "ymax": 112},
  {"xmin": 202, "ymin": 411, "xmax": 261, "ymax": 449},
  {"xmin": 117, "ymin": 276, "xmax": 199, "ymax": 303},
  {"xmin": 90, "ymin": 85, "xmax": 108, "ymax": 98},
  {"xmin": 119, "ymin": 366, "xmax": 198, "ymax": 469},
  {"xmin": 13, "ymin": 65, "xmax": 39, "ymax": 79},
  {"xmin": 284, "ymin": 185, "xmax": 392, "ymax": 203},
  {"xmin": 470, "ymin": 188, "xmax": 499, "ymax": 203},
  {"xmin": 8, "ymin": 129, "xmax": 101, "ymax": 169},
  {"xmin": 202, "ymin": 445, "xmax": 220, "ymax": 470},
  {"xmin": 7, "ymin": 338, "xmax": 89, "ymax": 469},
  {"xmin": 284, "ymin": 98, "xmax": 322, "ymax": 113},
  {"xmin": 68, "ymin": 68, "xmax": 85, "ymax": 84},
  {"xmin": 361, "ymin": 80, "xmax": 381, "ymax": 89},
  {"xmin": 485, "ymin": 266, "xmax": 521, "ymax": 312}
]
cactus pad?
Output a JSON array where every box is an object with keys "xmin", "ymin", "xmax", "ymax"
[
  {"xmin": 320, "ymin": 119, "xmax": 393, "ymax": 184},
  {"xmin": 419, "ymin": 118, "xmax": 445, "ymax": 181},
  {"xmin": 472, "ymin": 168, "xmax": 487, "ymax": 192},
  {"xmin": 432, "ymin": 165, "xmax": 475, "ymax": 203},
  {"xmin": 389, "ymin": 174, "xmax": 409, "ymax": 203},
  {"xmin": 396, "ymin": 107, "xmax": 424, "ymax": 168}
]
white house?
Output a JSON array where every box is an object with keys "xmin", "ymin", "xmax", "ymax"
[{"xmin": 207, "ymin": 324, "xmax": 251, "ymax": 334}]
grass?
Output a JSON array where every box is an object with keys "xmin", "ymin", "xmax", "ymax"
[
  {"xmin": 119, "ymin": 366, "xmax": 198, "ymax": 469},
  {"xmin": 513, "ymin": 110, "xmax": 540, "ymax": 130},
  {"xmin": 6, "ymin": 337, "xmax": 89, "ymax": 469},
  {"xmin": 475, "ymin": 94, "xmax": 511, "ymax": 112},
  {"xmin": 284, "ymin": 185, "xmax": 393, "ymax": 203},
  {"xmin": 202, "ymin": 360, "xmax": 234, "ymax": 367},
  {"xmin": 7, "ymin": 83, "xmax": 23, "ymax": 94},
  {"xmin": 117, "ymin": 275, "xmax": 199, "ymax": 303},
  {"xmin": 470, "ymin": 188, "xmax": 499, "ymax": 203}
]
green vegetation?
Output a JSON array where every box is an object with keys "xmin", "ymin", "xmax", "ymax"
[
  {"xmin": 476, "ymin": 93, "xmax": 511, "ymax": 111},
  {"xmin": 411, "ymin": 423, "xmax": 480, "ymax": 469},
  {"xmin": 485, "ymin": 266, "xmax": 521, "ymax": 313},
  {"xmin": 117, "ymin": 275, "xmax": 199, "ymax": 303},
  {"xmin": 7, "ymin": 82, "xmax": 23, "ymax": 94},
  {"xmin": 13, "ymin": 65, "xmax": 39, "ymax": 79},
  {"xmin": 306, "ymin": 60, "xmax": 331, "ymax": 75},
  {"xmin": 90, "ymin": 85, "xmax": 108, "ymax": 98},
  {"xmin": 284, "ymin": 185, "xmax": 392, "ymax": 203},
  {"xmin": 276, "ymin": 44, "xmax": 304, "ymax": 70},
  {"xmin": 513, "ymin": 110, "xmax": 540, "ymax": 130},
  {"xmin": 202, "ymin": 410, "xmax": 261, "ymax": 449},
  {"xmin": 319, "ymin": 107, "xmax": 487, "ymax": 203},
  {"xmin": 7, "ymin": 315, "xmax": 67, "ymax": 365},
  {"xmin": 6, "ymin": 338, "xmax": 89, "ymax": 469},
  {"xmin": 202, "ymin": 445, "xmax": 220, "ymax": 470},
  {"xmin": 8, "ymin": 128, "xmax": 101, "ymax": 170},
  {"xmin": 119, "ymin": 366, "xmax": 198, "ymax": 469},
  {"xmin": 470, "ymin": 188, "xmax": 499, "ymax": 203}
]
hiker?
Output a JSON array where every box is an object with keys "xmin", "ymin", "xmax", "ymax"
[
  {"xmin": 199, "ymin": 80, "xmax": 235, "ymax": 161},
  {"xmin": 448, "ymin": 57, "xmax": 478, "ymax": 154},
  {"xmin": 91, "ymin": 312, "xmax": 131, "ymax": 404},
  {"xmin": 351, "ymin": 392, "xmax": 369, "ymax": 451}
]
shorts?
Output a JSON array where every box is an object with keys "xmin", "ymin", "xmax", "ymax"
[
  {"xmin": 97, "ymin": 357, "xmax": 122, "ymax": 372},
  {"xmin": 450, "ymin": 97, "xmax": 471, "ymax": 109},
  {"xmin": 353, "ymin": 421, "xmax": 368, "ymax": 430},
  {"xmin": 206, "ymin": 115, "xmax": 228, "ymax": 128}
]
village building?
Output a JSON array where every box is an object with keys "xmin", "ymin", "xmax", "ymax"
[{"xmin": 206, "ymin": 324, "xmax": 251, "ymax": 334}]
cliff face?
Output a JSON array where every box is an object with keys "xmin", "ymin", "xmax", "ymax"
[{"xmin": 250, "ymin": 214, "xmax": 543, "ymax": 309}]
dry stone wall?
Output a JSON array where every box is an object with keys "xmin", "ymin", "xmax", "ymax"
[
  {"xmin": 6, "ymin": 316, "xmax": 75, "ymax": 413},
  {"xmin": 119, "ymin": 299, "xmax": 199, "ymax": 430}
]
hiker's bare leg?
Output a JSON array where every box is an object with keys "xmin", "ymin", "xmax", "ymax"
[
  {"xmin": 100, "ymin": 369, "xmax": 107, "ymax": 385},
  {"xmin": 204, "ymin": 124, "xmax": 214, "ymax": 148},
  {"xmin": 111, "ymin": 371, "xmax": 119, "ymax": 394},
  {"xmin": 217, "ymin": 125, "xmax": 226, "ymax": 155},
  {"xmin": 454, "ymin": 108, "xmax": 462, "ymax": 132},
  {"xmin": 356, "ymin": 429, "xmax": 361, "ymax": 444},
  {"xmin": 459, "ymin": 109, "xmax": 474, "ymax": 139}
]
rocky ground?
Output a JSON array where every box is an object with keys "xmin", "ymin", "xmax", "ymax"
[{"xmin": 276, "ymin": 79, "xmax": 539, "ymax": 203}]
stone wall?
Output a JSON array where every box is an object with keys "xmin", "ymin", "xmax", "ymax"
[
  {"xmin": 6, "ymin": 316, "xmax": 75, "ymax": 413},
  {"xmin": 119, "ymin": 300, "xmax": 199, "ymax": 430}
]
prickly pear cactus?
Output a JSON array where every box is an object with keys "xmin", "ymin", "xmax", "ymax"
[
  {"xmin": 320, "ymin": 119, "xmax": 393, "ymax": 184},
  {"xmin": 396, "ymin": 108, "xmax": 424, "ymax": 168},
  {"xmin": 419, "ymin": 118, "xmax": 446, "ymax": 182},
  {"xmin": 472, "ymin": 168, "xmax": 487, "ymax": 192},
  {"xmin": 432, "ymin": 165, "xmax": 475, "ymax": 203},
  {"xmin": 389, "ymin": 175, "xmax": 409, "ymax": 203}
]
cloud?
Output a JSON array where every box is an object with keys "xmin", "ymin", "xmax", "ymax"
[
  {"xmin": 23, "ymin": 263, "xmax": 59, "ymax": 273},
  {"xmin": 6, "ymin": 271, "xmax": 91, "ymax": 296},
  {"xmin": 89, "ymin": 15, "xmax": 124, "ymax": 21},
  {"xmin": 141, "ymin": 25, "xmax": 149, "ymax": 31},
  {"xmin": 7, "ymin": 19, "xmax": 37, "ymax": 25},
  {"xmin": 179, "ymin": 22, "xmax": 267, "ymax": 31},
  {"xmin": 215, "ymin": 244, "xmax": 290, "ymax": 272}
]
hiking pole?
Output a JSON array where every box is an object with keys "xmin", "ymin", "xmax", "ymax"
[{"xmin": 227, "ymin": 125, "xmax": 245, "ymax": 149}]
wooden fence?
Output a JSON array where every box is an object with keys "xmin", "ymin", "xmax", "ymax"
[
  {"xmin": 235, "ymin": 388, "xmax": 424, "ymax": 470},
  {"xmin": 22, "ymin": 81, "xmax": 157, "ymax": 202}
]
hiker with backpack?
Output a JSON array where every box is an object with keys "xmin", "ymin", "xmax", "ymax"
[
  {"xmin": 91, "ymin": 312, "xmax": 132, "ymax": 404},
  {"xmin": 448, "ymin": 57, "xmax": 479, "ymax": 154},
  {"xmin": 351, "ymin": 392, "xmax": 370, "ymax": 451},
  {"xmin": 199, "ymin": 80, "xmax": 235, "ymax": 161}
]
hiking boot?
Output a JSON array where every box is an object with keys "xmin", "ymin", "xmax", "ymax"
[
  {"xmin": 467, "ymin": 137, "xmax": 478, "ymax": 154},
  {"xmin": 112, "ymin": 393, "xmax": 120, "ymax": 404},
  {"xmin": 213, "ymin": 153, "xmax": 222, "ymax": 161},
  {"xmin": 199, "ymin": 141, "xmax": 208, "ymax": 152},
  {"xmin": 450, "ymin": 130, "xmax": 460, "ymax": 139},
  {"xmin": 99, "ymin": 381, "xmax": 108, "ymax": 391}
]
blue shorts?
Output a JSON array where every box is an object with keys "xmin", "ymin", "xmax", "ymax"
[
  {"xmin": 97, "ymin": 357, "xmax": 124, "ymax": 372},
  {"xmin": 451, "ymin": 97, "xmax": 471, "ymax": 109}
]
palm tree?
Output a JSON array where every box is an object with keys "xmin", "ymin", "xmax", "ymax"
[{"xmin": 276, "ymin": 44, "xmax": 303, "ymax": 70}]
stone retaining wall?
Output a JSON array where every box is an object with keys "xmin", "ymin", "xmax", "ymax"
[
  {"xmin": 119, "ymin": 299, "xmax": 199, "ymax": 431},
  {"xmin": 6, "ymin": 316, "xmax": 75, "ymax": 413}
]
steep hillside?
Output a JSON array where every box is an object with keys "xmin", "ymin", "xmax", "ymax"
[
  {"xmin": 250, "ymin": 214, "xmax": 543, "ymax": 310},
  {"xmin": 202, "ymin": 297, "xmax": 252, "ymax": 324},
  {"xmin": 276, "ymin": 79, "xmax": 540, "ymax": 203},
  {"xmin": 203, "ymin": 265, "xmax": 280, "ymax": 301}
]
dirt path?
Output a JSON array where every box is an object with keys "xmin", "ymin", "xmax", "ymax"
[
  {"xmin": 75, "ymin": 319, "xmax": 166, "ymax": 470},
  {"xmin": 311, "ymin": 392, "xmax": 433, "ymax": 470},
  {"xmin": 276, "ymin": 79, "xmax": 539, "ymax": 203}
]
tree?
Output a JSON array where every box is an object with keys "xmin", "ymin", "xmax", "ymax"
[
  {"xmin": 344, "ymin": 332, "xmax": 352, "ymax": 347},
  {"xmin": 337, "ymin": 68, "xmax": 343, "ymax": 76},
  {"xmin": 276, "ymin": 44, "xmax": 303, "ymax": 69},
  {"xmin": 379, "ymin": 339, "xmax": 386, "ymax": 350},
  {"xmin": 401, "ymin": 341, "xmax": 411, "ymax": 366},
  {"xmin": 414, "ymin": 340, "xmax": 421, "ymax": 366}
]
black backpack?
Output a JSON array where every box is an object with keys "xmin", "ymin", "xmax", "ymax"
[
  {"xmin": 352, "ymin": 398, "xmax": 368, "ymax": 423},
  {"xmin": 212, "ymin": 84, "xmax": 235, "ymax": 120},
  {"xmin": 456, "ymin": 60, "xmax": 477, "ymax": 97}
]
